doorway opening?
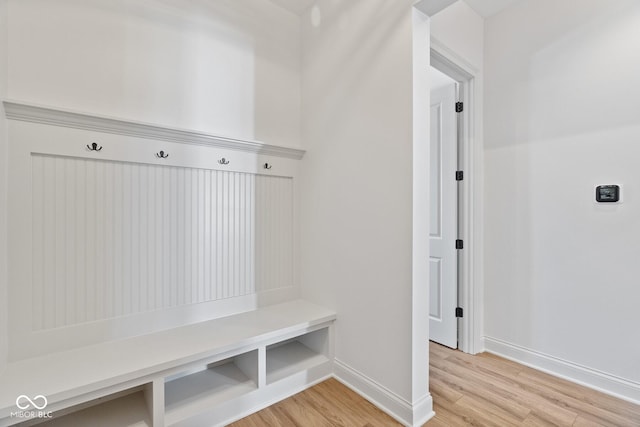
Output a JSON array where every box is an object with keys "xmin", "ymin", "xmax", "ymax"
[
  {"xmin": 429, "ymin": 48, "xmax": 478, "ymax": 354},
  {"xmin": 428, "ymin": 65, "xmax": 459, "ymax": 349}
]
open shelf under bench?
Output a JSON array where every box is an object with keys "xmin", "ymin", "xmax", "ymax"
[
  {"xmin": 164, "ymin": 351, "xmax": 259, "ymax": 426},
  {"xmin": 25, "ymin": 388, "xmax": 153, "ymax": 427},
  {"xmin": 266, "ymin": 328, "xmax": 330, "ymax": 385},
  {"xmin": 0, "ymin": 300, "xmax": 336, "ymax": 427}
]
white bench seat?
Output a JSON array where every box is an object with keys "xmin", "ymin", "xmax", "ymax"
[{"xmin": 0, "ymin": 300, "xmax": 336, "ymax": 427}]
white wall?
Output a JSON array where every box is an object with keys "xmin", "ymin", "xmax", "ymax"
[
  {"xmin": 484, "ymin": 0, "xmax": 640, "ymax": 400},
  {"xmin": 6, "ymin": 0, "xmax": 301, "ymax": 147},
  {"xmin": 300, "ymin": 0, "xmax": 431, "ymax": 423},
  {"xmin": 431, "ymin": 0, "xmax": 483, "ymax": 70},
  {"xmin": 0, "ymin": 0, "xmax": 8, "ymax": 374}
]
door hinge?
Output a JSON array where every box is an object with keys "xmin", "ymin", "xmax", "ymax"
[
  {"xmin": 456, "ymin": 307, "xmax": 464, "ymax": 318},
  {"xmin": 456, "ymin": 170, "xmax": 464, "ymax": 181},
  {"xmin": 455, "ymin": 102, "xmax": 464, "ymax": 113},
  {"xmin": 456, "ymin": 239, "xmax": 464, "ymax": 250}
]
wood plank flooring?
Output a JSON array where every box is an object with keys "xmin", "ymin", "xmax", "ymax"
[
  {"xmin": 230, "ymin": 342, "xmax": 640, "ymax": 426},
  {"xmin": 228, "ymin": 378, "xmax": 400, "ymax": 426},
  {"xmin": 428, "ymin": 342, "xmax": 640, "ymax": 426}
]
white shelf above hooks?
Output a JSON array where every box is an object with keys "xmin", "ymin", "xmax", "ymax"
[{"xmin": 3, "ymin": 100, "xmax": 306, "ymax": 160}]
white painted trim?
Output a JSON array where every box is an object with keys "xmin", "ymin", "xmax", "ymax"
[
  {"xmin": 484, "ymin": 336, "xmax": 640, "ymax": 405},
  {"xmin": 430, "ymin": 41, "xmax": 484, "ymax": 355},
  {"xmin": 333, "ymin": 359, "xmax": 434, "ymax": 427},
  {"xmin": 2, "ymin": 100, "xmax": 306, "ymax": 160},
  {"xmin": 410, "ymin": 6, "xmax": 431, "ymax": 407},
  {"xmin": 430, "ymin": 37, "xmax": 479, "ymax": 76}
]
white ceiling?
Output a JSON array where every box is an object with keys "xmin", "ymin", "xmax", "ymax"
[
  {"xmin": 269, "ymin": 0, "xmax": 524, "ymax": 18},
  {"xmin": 269, "ymin": 0, "xmax": 315, "ymax": 16},
  {"xmin": 462, "ymin": 0, "xmax": 524, "ymax": 18}
]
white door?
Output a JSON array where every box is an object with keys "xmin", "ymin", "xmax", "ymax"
[{"xmin": 429, "ymin": 74, "xmax": 458, "ymax": 349}]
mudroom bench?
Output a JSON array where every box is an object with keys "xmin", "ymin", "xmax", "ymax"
[{"xmin": 0, "ymin": 300, "xmax": 336, "ymax": 427}]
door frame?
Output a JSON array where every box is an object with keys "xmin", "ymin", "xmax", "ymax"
[{"xmin": 431, "ymin": 40, "xmax": 483, "ymax": 354}]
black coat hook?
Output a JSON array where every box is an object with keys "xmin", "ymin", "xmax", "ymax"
[
  {"xmin": 156, "ymin": 151, "xmax": 169, "ymax": 159},
  {"xmin": 264, "ymin": 163, "xmax": 272, "ymax": 170},
  {"xmin": 218, "ymin": 158, "xmax": 230, "ymax": 165},
  {"xmin": 87, "ymin": 142, "xmax": 102, "ymax": 151}
]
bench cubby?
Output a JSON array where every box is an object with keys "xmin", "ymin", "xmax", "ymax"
[
  {"xmin": 164, "ymin": 350, "xmax": 259, "ymax": 425},
  {"xmin": 26, "ymin": 385, "xmax": 154, "ymax": 427},
  {"xmin": 266, "ymin": 328, "xmax": 330, "ymax": 385}
]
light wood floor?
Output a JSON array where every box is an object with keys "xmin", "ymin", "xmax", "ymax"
[
  {"xmin": 230, "ymin": 342, "xmax": 640, "ymax": 426},
  {"xmin": 428, "ymin": 342, "xmax": 640, "ymax": 426},
  {"xmin": 229, "ymin": 377, "xmax": 399, "ymax": 427}
]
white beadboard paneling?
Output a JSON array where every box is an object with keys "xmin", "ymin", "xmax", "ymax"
[
  {"xmin": 7, "ymin": 120, "xmax": 300, "ymax": 360},
  {"xmin": 32, "ymin": 154, "xmax": 44, "ymax": 331},
  {"xmin": 30, "ymin": 155, "xmax": 293, "ymax": 331},
  {"xmin": 256, "ymin": 175, "xmax": 294, "ymax": 292}
]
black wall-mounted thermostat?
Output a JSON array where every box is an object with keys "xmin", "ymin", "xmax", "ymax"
[{"xmin": 596, "ymin": 185, "xmax": 620, "ymax": 203}]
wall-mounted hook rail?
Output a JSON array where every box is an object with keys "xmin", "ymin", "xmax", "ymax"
[
  {"xmin": 218, "ymin": 158, "xmax": 230, "ymax": 165},
  {"xmin": 156, "ymin": 151, "xmax": 169, "ymax": 159},
  {"xmin": 264, "ymin": 163, "xmax": 272, "ymax": 170},
  {"xmin": 86, "ymin": 142, "xmax": 102, "ymax": 151}
]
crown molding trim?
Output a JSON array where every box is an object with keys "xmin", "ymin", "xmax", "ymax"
[{"xmin": 3, "ymin": 100, "xmax": 305, "ymax": 160}]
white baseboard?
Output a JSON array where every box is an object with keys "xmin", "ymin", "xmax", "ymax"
[
  {"xmin": 333, "ymin": 359, "xmax": 434, "ymax": 427},
  {"xmin": 483, "ymin": 336, "xmax": 640, "ymax": 405}
]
